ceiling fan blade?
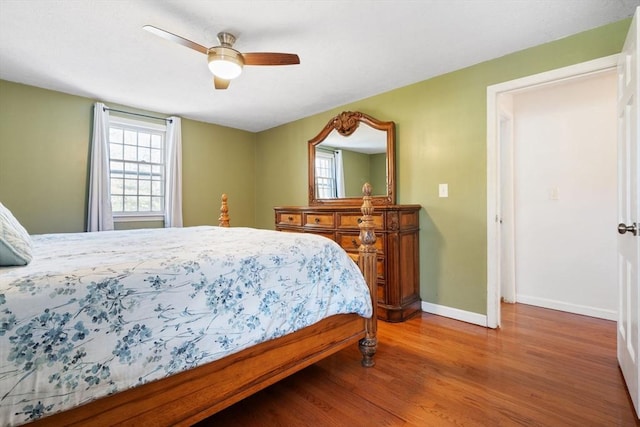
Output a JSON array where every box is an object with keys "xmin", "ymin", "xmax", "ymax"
[
  {"xmin": 242, "ymin": 52, "xmax": 300, "ymax": 66},
  {"xmin": 143, "ymin": 25, "xmax": 208, "ymax": 55},
  {"xmin": 213, "ymin": 76, "xmax": 230, "ymax": 90}
]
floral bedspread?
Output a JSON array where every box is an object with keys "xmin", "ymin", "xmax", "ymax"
[{"xmin": 0, "ymin": 226, "xmax": 372, "ymax": 426}]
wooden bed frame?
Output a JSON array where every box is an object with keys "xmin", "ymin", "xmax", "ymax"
[{"xmin": 28, "ymin": 186, "xmax": 378, "ymax": 426}]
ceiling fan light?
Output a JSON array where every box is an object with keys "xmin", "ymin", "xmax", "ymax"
[{"xmin": 208, "ymin": 48, "xmax": 244, "ymax": 80}]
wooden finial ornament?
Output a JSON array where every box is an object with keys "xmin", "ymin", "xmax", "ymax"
[{"xmin": 218, "ymin": 193, "xmax": 230, "ymax": 227}]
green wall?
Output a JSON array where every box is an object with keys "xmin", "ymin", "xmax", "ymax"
[
  {"xmin": 0, "ymin": 80, "xmax": 256, "ymax": 234},
  {"xmin": 181, "ymin": 118, "xmax": 256, "ymax": 228},
  {"xmin": 341, "ymin": 149, "xmax": 370, "ymax": 196},
  {"xmin": 369, "ymin": 152, "xmax": 386, "ymax": 196},
  {"xmin": 342, "ymin": 150, "xmax": 387, "ymax": 197},
  {"xmin": 255, "ymin": 19, "xmax": 631, "ymax": 315},
  {"xmin": 0, "ymin": 82, "xmax": 93, "ymax": 233}
]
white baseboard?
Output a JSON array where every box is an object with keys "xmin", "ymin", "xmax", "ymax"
[
  {"xmin": 421, "ymin": 301, "xmax": 488, "ymax": 327},
  {"xmin": 516, "ymin": 294, "xmax": 617, "ymax": 321}
]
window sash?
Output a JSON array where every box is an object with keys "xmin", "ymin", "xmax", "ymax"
[
  {"xmin": 108, "ymin": 117, "xmax": 166, "ymax": 217},
  {"xmin": 315, "ymin": 152, "xmax": 338, "ymax": 198}
]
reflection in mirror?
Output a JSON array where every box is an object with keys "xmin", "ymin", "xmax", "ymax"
[
  {"xmin": 315, "ymin": 126, "xmax": 387, "ymax": 198},
  {"xmin": 308, "ymin": 111, "xmax": 395, "ymax": 206}
]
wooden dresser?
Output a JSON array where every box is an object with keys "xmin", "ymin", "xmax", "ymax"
[{"xmin": 274, "ymin": 204, "xmax": 421, "ymax": 322}]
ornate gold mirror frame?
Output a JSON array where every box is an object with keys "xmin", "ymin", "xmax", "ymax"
[{"xmin": 308, "ymin": 111, "xmax": 396, "ymax": 206}]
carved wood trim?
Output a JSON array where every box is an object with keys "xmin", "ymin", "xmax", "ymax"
[
  {"xmin": 218, "ymin": 193, "xmax": 230, "ymax": 227},
  {"xmin": 358, "ymin": 182, "xmax": 378, "ymax": 366},
  {"xmin": 332, "ymin": 111, "xmax": 363, "ymax": 136}
]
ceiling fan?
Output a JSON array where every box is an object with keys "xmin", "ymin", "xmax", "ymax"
[{"xmin": 143, "ymin": 25, "xmax": 300, "ymax": 90}]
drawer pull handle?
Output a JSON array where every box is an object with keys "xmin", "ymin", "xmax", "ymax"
[
  {"xmin": 357, "ymin": 218, "xmax": 362, "ymax": 224},
  {"xmin": 314, "ymin": 217, "xmax": 320, "ymax": 224},
  {"xmin": 351, "ymin": 239, "xmax": 359, "ymax": 248},
  {"xmin": 288, "ymin": 216, "xmax": 293, "ymax": 221}
]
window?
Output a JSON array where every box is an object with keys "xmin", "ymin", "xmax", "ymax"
[
  {"xmin": 108, "ymin": 117, "xmax": 166, "ymax": 219},
  {"xmin": 315, "ymin": 150, "xmax": 338, "ymax": 198}
]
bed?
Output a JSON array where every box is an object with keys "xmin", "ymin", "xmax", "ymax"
[{"xmin": 0, "ymin": 186, "xmax": 378, "ymax": 426}]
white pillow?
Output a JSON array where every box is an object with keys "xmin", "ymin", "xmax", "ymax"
[{"xmin": 0, "ymin": 201, "xmax": 33, "ymax": 266}]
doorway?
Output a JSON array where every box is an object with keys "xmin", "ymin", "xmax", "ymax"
[{"xmin": 486, "ymin": 55, "xmax": 619, "ymax": 328}]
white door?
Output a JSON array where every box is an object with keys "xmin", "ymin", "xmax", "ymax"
[{"xmin": 618, "ymin": 6, "xmax": 640, "ymax": 419}]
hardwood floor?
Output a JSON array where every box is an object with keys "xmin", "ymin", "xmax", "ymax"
[{"xmin": 196, "ymin": 303, "xmax": 638, "ymax": 426}]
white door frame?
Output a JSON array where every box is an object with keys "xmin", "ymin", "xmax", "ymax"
[{"xmin": 486, "ymin": 54, "xmax": 619, "ymax": 328}]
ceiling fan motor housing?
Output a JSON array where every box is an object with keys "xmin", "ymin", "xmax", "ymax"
[{"xmin": 207, "ymin": 46, "xmax": 244, "ymax": 79}]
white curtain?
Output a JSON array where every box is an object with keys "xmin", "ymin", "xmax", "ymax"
[
  {"xmin": 164, "ymin": 116, "xmax": 183, "ymax": 227},
  {"xmin": 87, "ymin": 102, "xmax": 114, "ymax": 232},
  {"xmin": 334, "ymin": 150, "xmax": 345, "ymax": 198}
]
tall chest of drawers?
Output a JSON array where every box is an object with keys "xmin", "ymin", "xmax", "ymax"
[{"xmin": 274, "ymin": 205, "xmax": 421, "ymax": 322}]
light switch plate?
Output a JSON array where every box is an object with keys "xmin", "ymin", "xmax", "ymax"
[{"xmin": 439, "ymin": 183, "xmax": 448, "ymax": 198}]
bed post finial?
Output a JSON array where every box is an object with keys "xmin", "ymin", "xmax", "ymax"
[
  {"xmin": 218, "ymin": 193, "xmax": 230, "ymax": 227},
  {"xmin": 358, "ymin": 182, "xmax": 377, "ymax": 367}
]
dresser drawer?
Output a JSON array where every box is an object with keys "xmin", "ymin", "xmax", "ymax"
[
  {"xmin": 276, "ymin": 212, "xmax": 302, "ymax": 227},
  {"xmin": 345, "ymin": 253, "xmax": 385, "ymax": 280},
  {"xmin": 348, "ymin": 254, "xmax": 386, "ymax": 303},
  {"xmin": 336, "ymin": 232, "xmax": 384, "ymax": 253},
  {"xmin": 337, "ymin": 212, "xmax": 384, "ymax": 230},
  {"xmin": 387, "ymin": 210, "xmax": 419, "ymax": 230},
  {"xmin": 304, "ymin": 212, "xmax": 335, "ymax": 228}
]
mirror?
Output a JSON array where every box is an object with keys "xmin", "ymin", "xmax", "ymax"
[{"xmin": 308, "ymin": 111, "xmax": 395, "ymax": 205}]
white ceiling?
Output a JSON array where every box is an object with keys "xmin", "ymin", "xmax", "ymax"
[{"xmin": 0, "ymin": 1, "xmax": 637, "ymax": 132}]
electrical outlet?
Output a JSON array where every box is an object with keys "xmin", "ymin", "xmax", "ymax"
[{"xmin": 439, "ymin": 183, "xmax": 448, "ymax": 198}]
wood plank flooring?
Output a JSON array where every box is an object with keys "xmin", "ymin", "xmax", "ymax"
[{"xmin": 196, "ymin": 303, "xmax": 638, "ymax": 426}]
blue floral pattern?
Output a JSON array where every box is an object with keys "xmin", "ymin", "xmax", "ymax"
[{"xmin": 0, "ymin": 226, "xmax": 372, "ymax": 426}]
